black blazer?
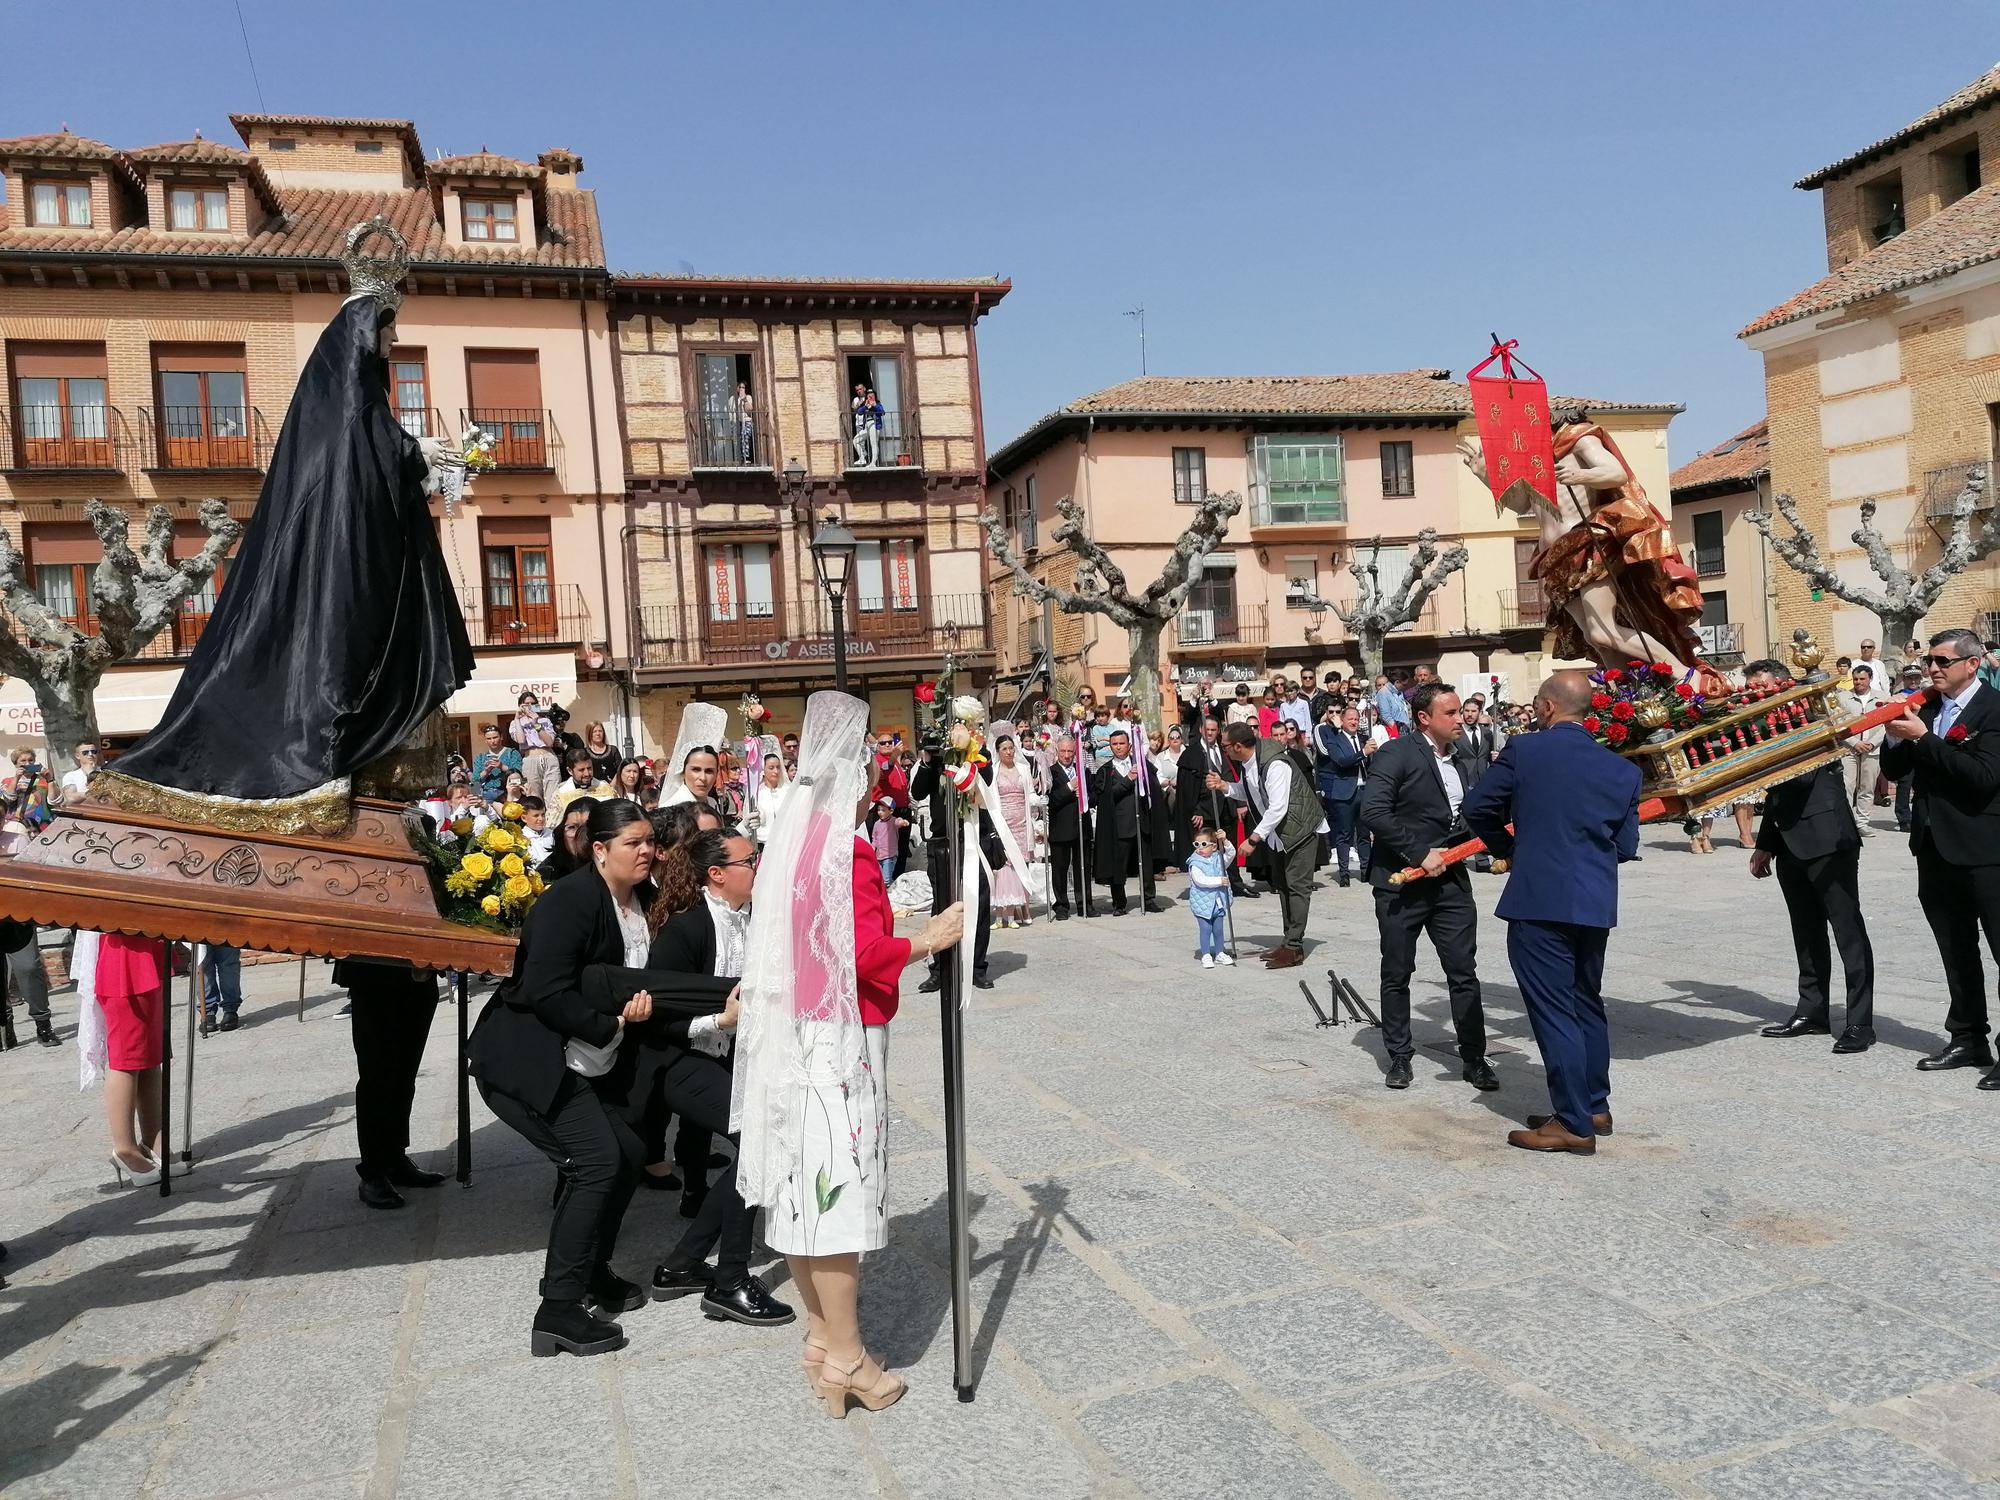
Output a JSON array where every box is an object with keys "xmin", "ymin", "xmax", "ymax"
[
  {"xmin": 1090, "ymin": 759, "xmax": 1139, "ymax": 840},
  {"xmin": 1756, "ymin": 762, "xmax": 1859, "ymax": 863},
  {"xmin": 1880, "ymin": 685, "xmax": 2000, "ymax": 866},
  {"xmin": 1358, "ymin": 733, "xmax": 1478, "ymax": 890},
  {"xmin": 466, "ymin": 868, "xmax": 714, "ymax": 1115},
  {"xmin": 585, "ymin": 899, "xmax": 737, "ymax": 1122},
  {"xmin": 1044, "ymin": 760, "xmax": 1081, "ymax": 842}
]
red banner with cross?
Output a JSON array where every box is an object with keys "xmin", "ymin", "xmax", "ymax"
[{"xmin": 1467, "ymin": 338, "xmax": 1558, "ymax": 514}]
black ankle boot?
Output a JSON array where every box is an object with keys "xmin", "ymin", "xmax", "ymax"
[
  {"xmin": 531, "ymin": 1298, "xmax": 626, "ymax": 1357},
  {"xmin": 34, "ymin": 1016, "xmax": 59, "ymax": 1048}
]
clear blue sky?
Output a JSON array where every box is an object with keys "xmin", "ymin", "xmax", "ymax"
[{"xmin": 10, "ymin": 1, "xmax": 1998, "ymax": 461}]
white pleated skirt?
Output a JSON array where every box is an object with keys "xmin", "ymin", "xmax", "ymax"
[{"xmin": 763, "ymin": 1024, "xmax": 890, "ymax": 1258}]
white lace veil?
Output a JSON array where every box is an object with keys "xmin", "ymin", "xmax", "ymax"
[
  {"xmin": 666, "ymin": 701, "xmax": 728, "ymax": 780},
  {"xmin": 730, "ymin": 689, "xmax": 870, "ymax": 1208}
]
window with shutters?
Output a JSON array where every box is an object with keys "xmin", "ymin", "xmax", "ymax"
[
  {"xmin": 10, "ymin": 342, "xmax": 110, "ymax": 468},
  {"xmin": 480, "ymin": 517, "xmax": 556, "ymax": 638},
  {"xmin": 852, "ymin": 538, "xmax": 922, "ymax": 640},
  {"xmin": 1379, "ymin": 440, "xmax": 1415, "ymax": 497},
  {"xmin": 1691, "ymin": 511, "xmax": 1725, "ymax": 576},
  {"xmin": 465, "ymin": 349, "xmax": 546, "ymax": 467},
  {"xmin": 25, "ymin": 523, "xmax": 103, "ymax": 636},
  {"xmin": 701, "ymin": 542, "xmax": 781, "ymax": 654},
  {"xmin": 152, "ymin": 344, "xmax": 249, "ymax": 468}
]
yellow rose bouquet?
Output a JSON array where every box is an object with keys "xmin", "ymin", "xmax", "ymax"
[{"xmin": 416, "ymin": 804, "xmax": 548, "ymax": 932}]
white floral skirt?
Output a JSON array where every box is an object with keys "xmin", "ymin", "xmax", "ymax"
[{"xmin": 763, "ymin": 1024, "xmax": 889, "ymax": 1258}]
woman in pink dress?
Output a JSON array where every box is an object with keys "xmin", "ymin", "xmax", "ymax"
[
  {"xmin": 988, "ymin": 735, "xmax": 1040, "ymax": 927},
  {"xmin": 96, "ymin": 932, "xmax": 169, "ymax": 1186}
]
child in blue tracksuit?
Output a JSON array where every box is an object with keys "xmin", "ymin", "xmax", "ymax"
[{"xmin": 1185, "ymin": 829, "xmax": 1236, "ymax": 967}]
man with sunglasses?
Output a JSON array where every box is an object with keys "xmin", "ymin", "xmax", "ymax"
[
  {"xmin": 57, "ymin": 741, "xmax": 98, "ymax": 800},
  {"xmin": 1882, "ymin": 627, "xmax": 2000, "ymax": 1088}
]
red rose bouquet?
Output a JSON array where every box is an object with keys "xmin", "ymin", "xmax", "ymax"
[{"xmin": 1582, "ymin": 662, "xmax": 1709, "ymax": 751}]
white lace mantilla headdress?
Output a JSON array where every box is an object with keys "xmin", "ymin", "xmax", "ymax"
[
  {"xmin": 665, "ymin": 701, "xmax": 728, "ymax": 780},
  {"xmin": 731, "ymin": 689, "xmax": 869, "ymax": 1208}
]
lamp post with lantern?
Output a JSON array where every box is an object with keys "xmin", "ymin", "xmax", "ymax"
[{"xmin": 808, "ymin": 513, "xmax": 859, "ymax": 693}]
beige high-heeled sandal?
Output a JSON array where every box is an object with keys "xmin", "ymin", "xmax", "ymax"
[
  {"xmin": 818, "ymin": 1351, "xmax": 907, "ymax": 1418},
  {"xmin": 802, "ymin": 1338, "xmax": 831, "ymax": 1397}
]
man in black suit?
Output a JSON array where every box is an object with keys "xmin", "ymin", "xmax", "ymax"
[
  {"xmin": 911, "ymin": 746, "xmax": 993, "ymax": 989},
  {"xmin": 1317, "ymin": 703, "xmax": 1371, "ymax": 887},
  {"xmin": 1358, "ymin": 682, "xmax": 1496, "ymax": 1093},
  {"xmin": 1092, "ymin": 729, "xmax": 1142, "ymax": 914},
  {"xmin": 1180, "ymin": 677, "xmax": 1226, "ymax": 735},
  {"xmin": 1744, "ymin": 660, "xmax": 1876, "ymax": 1053},
  {"xmin": 1178, "ymin": 717, "xmax": 1254, "ymax": 897},
  {"xmin": 1881, "ymin": 627, "xmax": 2000, "ymax": 1089},
  {"xmin": 602, "ymin": 830, "xmax": 793, "ymax": 1326},
  {"xmin": 1045, "ymin": 733, "xmax": 1083, "ymax": 920},
  {"xmin": 336, "ymin": 959, "xmax": 445, "ymax": 1210}
]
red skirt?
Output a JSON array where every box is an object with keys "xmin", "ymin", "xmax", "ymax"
[{"xmin": 98, "ymin": 934, "xmax": 167, "ymax": 1072}]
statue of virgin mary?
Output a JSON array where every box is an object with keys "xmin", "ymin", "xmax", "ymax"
[{"xmin": 102, "ymin": 220, "xmax": 473, "ymax": 832}]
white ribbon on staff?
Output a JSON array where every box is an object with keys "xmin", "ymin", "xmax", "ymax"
[{"xmin": 943, "ymin": 761, "xmax": 1034, "ymax": 1010}]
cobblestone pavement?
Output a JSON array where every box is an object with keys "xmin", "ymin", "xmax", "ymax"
[{"xmin": 3, "ymin": 818, "xmax": 1998, "ymax": 1498}]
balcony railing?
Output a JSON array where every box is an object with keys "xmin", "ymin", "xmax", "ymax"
[
  {"xmin": 845, "ymin": 409, "xmax": 922, "ymax": 471},
  {"xmin": 1694, "ymin": 546, "xmax": 1726, "ymax": 578},
  {"xmin": 141, "ymin": 405, "xmax": 272, "ymax": 471},
  {"xmin": 1176, "ymin": 602, "xmax": 1269, "ymax": 647},
  {"xmin": 456, "ymin": 582, "xmax": 592, "ymax": 649},
  {"xmin": 462, "ymin": 408, "xmax": 557, "ymax": 471},
  {"xmin": 1497, "ymin": 586, "xmax": 1546, "ymax": 630},
  {"xmin": 689, "ymin": 407, "xmax": 775, "ymax": 470},
  {"xmin": 1924, "ymin": 460, "xmax": 1994, "ymax": 519},
  {"xmin": 395, "ymin": 406, "xmax": 451, "ymax": 441},
  {"xmin": 1696, "ymin": 622, "xmax": 1746, "ymax": 659},
  {"xmin": 637, "ymin": 591, "xmax": 987, "ymax": 671},
  {"xmin": 2, "ymin": 404, "xmax": 135, "ymax": 474}
]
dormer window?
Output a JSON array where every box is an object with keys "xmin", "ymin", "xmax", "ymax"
[
  {"xmin": 462, "ymin": 196, "xmax": 518, "ymax": 242},
  {"xmin": 28, "ymin": 179, "xmax": 91, "ymax": 227},
  {"xmin": 168, "ymin": 184, "xmax": 230, "ymax": 232}
]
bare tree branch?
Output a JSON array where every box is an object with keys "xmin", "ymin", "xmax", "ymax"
[{"xmin": 1304, "ymin": 528, "xmax": 1469, "ymax": 680}]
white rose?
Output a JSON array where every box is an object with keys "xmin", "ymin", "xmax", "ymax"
[
  {"xmin": 951, "ymin": 695, "xmax": 983, "ymax": 722},
  {"xmin": 949, "ymin": 724, "xmax": 972, "ymax": 751}
]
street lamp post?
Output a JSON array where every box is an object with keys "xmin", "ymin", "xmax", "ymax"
[{"xmin": 809, "ymin": 513, "xmax": 859, "ymax": 693}]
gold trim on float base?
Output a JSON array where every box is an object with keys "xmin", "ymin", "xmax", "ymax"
[{"xmin": 91, "ymin": 770, "xmax": 353, "ymax": 838}]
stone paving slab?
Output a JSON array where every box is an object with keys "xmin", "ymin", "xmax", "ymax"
[{"xmin": 3, "ymin": 822, "xmax": 1998, "ymax": 1497}]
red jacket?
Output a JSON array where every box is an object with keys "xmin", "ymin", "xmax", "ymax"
[
  {"xmin": 852, "ymin": 835, "xmax": 911, "ymax": 1024},
  {"xmin": 872, "ymin": 755, "xmax": 910, "ymax": 809}
]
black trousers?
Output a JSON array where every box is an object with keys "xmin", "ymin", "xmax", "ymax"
[
  {"xmin": 1775, "ymin": 846, "xmax": 1875, "ymax": 1034},
  {"xmin": 639, "ymin": 1107, "xmax": 713, "ymax": 1185},
  {"xmin": 481, "ymin": 1072, "xmax": 642, "ymax": 1302},
  {"xmin": 1916, "ymin": 849, "xmax": 2000, "ymax": 1047},
  {"xmin": 1374, "ymin": 878, "xmax": 1486, "ymax": 1062},
  {"xmin": 1104, "ymin": 837, "xmax": 1137, "ymax": 910},
  {"xmin": 628, "ymin": 1050, "xmax": 754, "ymax": 1284},
  {"xmin": 1049, "ymin": 836, "xmax": 1079, "ymax": 915},
  {"xmin": 926, "ymin": 842, "xmax": 990, "ymax": 973},
  {"xmin": 347, "ymin": 967, "xmax": 440, "ymax": 1178}
]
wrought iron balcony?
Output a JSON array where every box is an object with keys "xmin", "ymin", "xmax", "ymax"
[
  {"xmin": 1694, "ymin": 546, "xmax": 1726, "ymax": 578},
  {"xmin": 1924, "ymin": 460, "xmax": 1994, "ymax": 519},
  {"xmin": 455, "ymin": 582, "xmax": 592, "ymax": 649},
  {"xmin": 1497, "ymin": 586, "xmax": 1546, "ymax": 631},
  {"xmin": 395, "ymin": 406, "xmax": 451, "ymax": 442},
  {"xmin": 637, "ymin": 591, "xmax": 987, "ymax": 672},
  {"xmin": 461, "ymin": 408, "xmax": 558, "ymax": 471},
  {"xmin": 140, "ymin": 405, "xmax": 272, "ymax": 472},
  {"xmin": 2, "ymin": 403, "xmax": 135, "ymax": 475},
  {"xmin": 844, "ymin": 409, "xmax": 922, "ymax": 471},
  {"xmin": 689, "ymin": 407, "xmax": 775, "ymax": 470},
  {"xmin": 1175, "ymin": 602, "xmax": 1269, "ymax": 647}
]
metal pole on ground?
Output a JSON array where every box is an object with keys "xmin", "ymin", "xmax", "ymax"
[
  {"xmin": 181, "ymin": 959, "xmax": 201, "ymax": 1163},
  {"xmin": 297, "ymin": 956, "xmax": 307, "ymax": 1022},
  {"xmin": 1209, "ymin": 785, "xmax": 1240, "ymax": 959},
  {"xmin": 455, "ymin": 972, "xmax": 472, "ymax": 1186},
  {"xmin": 939, "ymin": 788, "xmax": 976, "ymax": 1401},
  {"xmin": 159, "ymin": 947, "xmax": 174, "ymax": 1198}
]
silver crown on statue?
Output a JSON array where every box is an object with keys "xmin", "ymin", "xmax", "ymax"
[{"xmin": 340, "ymin": 216, "xmax": 409, "ymax": 310}]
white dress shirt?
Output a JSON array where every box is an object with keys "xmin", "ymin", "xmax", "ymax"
[
  {"xmin": 1278, "ymin": 697, "xmax": 1313, "ymax": 735},
  {"xmin": 1428, "ymin": 738, "xmax": 1465, "ymax": 819},
  {"xmin": 688, "ymin": 889, "xmax": 749, "ymax": 1057},
  {"xmin": 1228, "ymin": 754, "xmax": 1328, "ymax": 847}
]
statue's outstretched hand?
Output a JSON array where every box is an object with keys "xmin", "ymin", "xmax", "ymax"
[{"xmin": 1454, "ymin": 437, "xmax": 1486, "ymax": 480}]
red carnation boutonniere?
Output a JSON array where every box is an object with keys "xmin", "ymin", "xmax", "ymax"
[{"xmin": 1946, "ymin": 724, "xmax": 1971, "ymax": 744}]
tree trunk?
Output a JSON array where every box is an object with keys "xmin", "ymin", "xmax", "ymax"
[
  {"xmin": 1356, "ymin": 627, "xmax": 1387, "ymax": 685},
  {"xmin": 1127, "ymin": 618, "xmax": 1167, "ymax": 739},
  {"xmin": 33, "ymin": 661, "xmax": 101, "ymax": 779},
  {"xmin": 1877, "ymin": 610, "xmax": 1922, "ymax": 662}
]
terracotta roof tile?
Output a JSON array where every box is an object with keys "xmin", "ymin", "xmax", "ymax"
[
  {"xmin": 429, "ymin": 151, "xmax": 543, "ymax": 181},
  {"xmin": 1796, "ymin": 66, "xmax": 2000, "ymax": 188},
  {"xmin": 1740, "ymin": 182, "xmax": 2000, "ymax": 337},
  {"xmin": 1670, "ymin": 419, "xmax": 1770, "ymax": 493},
  {"xmin": 0, "ymin": 129, "xmax": 123, "ymax": 162},
  {"xmin": 227, "ymin": 113, "xmax": 426, "ymax": 172}
]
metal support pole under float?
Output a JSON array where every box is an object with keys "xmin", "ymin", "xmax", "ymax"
[
  {"xmin": 456, "ymin": 971, "xmax": 472, "ymax": 1187},
  {"xmin": 938, "ymin": 775, "xmax": 976, "ymax": 1401}
]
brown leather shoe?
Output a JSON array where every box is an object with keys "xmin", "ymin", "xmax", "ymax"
[
  {"xmin": 1263, "ymin": 945, "xmax": 1304, "ymax": 969},
  {"xmin": 1506, "ymin": 1119, "xmax": 1596, "ymax": 1155},
  {"xmin": 1527, "ymin": 1111, "xmax": 1613, "ymax": 1136}
]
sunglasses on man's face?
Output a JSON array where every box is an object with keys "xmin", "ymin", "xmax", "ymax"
[{"xmin": 1924, "ymin": 653, "xmax": 1972, "ymax": 669}]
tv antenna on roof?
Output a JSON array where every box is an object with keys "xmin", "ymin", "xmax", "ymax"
[{"xmin": 1124, "ymin": 304, "xmax": 1147, "ymax": 375}]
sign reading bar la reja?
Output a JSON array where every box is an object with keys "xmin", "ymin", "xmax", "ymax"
[{"xmin": 764, "ymin": 638, "xmax": 881, "ymax": 662}]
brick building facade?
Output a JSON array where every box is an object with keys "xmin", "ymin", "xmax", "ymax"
[
  {"xmin": 0, "ymin": 116, "xmax": 629, "ymax": 757},
  {"xmin": 1743, "ymin": 67, "xmax": 2000, "ymax": 655}
]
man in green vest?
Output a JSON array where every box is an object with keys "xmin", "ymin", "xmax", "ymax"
[{"xmin": 1211, "ymin": 722, "xmax": 1326, "ymax": 968}]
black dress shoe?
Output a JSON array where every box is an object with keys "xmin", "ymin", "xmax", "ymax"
[
  {"xmin": 701, "ymin": 1275, "xmax": 796, "ymax": 1326},
  {"xmin": 1111, "ymin": 904, "xmax": 1130, "ymax": 916},
  {"xmin": 1385, "ymin": 1057, "xmax": 1413, "ymax": 1090},
  {"xmin": 1234, "ymin": 887, "xmax": 1261, "ymax": 900},
  {"xmin": 1831, "ymin": 1029, "xmax": 1875, "ymax": 1054},
  {"xmin": 1336, "ymin": 871, "xmax": 1350, "ymax": 888},
  {"xmin": 216, "ymin": 1012, "xmax": 241, "ymax": 1033},
  {"xmin": 1462, "ymin": 1059, "xmax": 1500, "ymax": 1091},
  {"xmin": 1979, "ymin": 1064, "xmax": 2000, "ymax": 1092},
  {"xmin": 531, "ymin": 1299, "xmax": 625, "ymax": 1358},
  {"xmin": 586, "ymin": 1269, "xmax": 646, "ymax": 1318},
  {"xmin": 679, "ymin": 1186, "xmax": 708, "ymax": 1220},
  {"xmin": 651, "ymin": 1262, "xmax": 713, "ymax": 1301},
  {"xmin": 357, "ymin": 1176, "xmax": 406, "ymax": 1211},
  {"xmin": 1142, "ymin": 898, "xmax": 1171, "ymax": 914},
  {"xmin": 388, "ymin": 1158, "xmax": 446, "ymax": 1189},
  {"xmin": 637, "ymin": 1168, "xmax": 683, "ymax": 1192},
  {"xmin": 34, "ymin": 1017, "xmax": 60, "ymax": 1047},
  {"xmin": 972, "ymin": 973, "xmax": 995, "ymax": 990},
  {"xmin": 1916, "ymin": 1042, "xmax": 1997, "ymax": 1072},
  {"xmin": 917, "ymin": 973, "xmax": 943, "ymax": 994},
  {"xmin": 1053, "ymin": 908, "xmax": 1071, "ymax": 921},
  {"xmin": 1760, "ymin": 1016, "xmax": 1832, "ymax": 1039}
]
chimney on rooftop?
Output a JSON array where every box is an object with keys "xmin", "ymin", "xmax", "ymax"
[{"xmin": 538, "ymin": 147, "xmax": 584, "ymax": 191}]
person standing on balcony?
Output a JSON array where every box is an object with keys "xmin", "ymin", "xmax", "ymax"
[
  {"xmin": 512, "ymin": 692, "xmax": 562, "ymax": 805},
  {"xmin": 731, "ymin": 382, "xmax": 756, "ymax": 465},
  {"xmin": 850, "ymin": 384, "xmax": 882, "ymax": 468}
]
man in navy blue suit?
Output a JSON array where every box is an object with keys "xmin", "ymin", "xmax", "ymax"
[
  {"xmin": 1462, "ymin": 670, "xmax": 1641, "ymax": 1155},
  {"xmin": 1314, "ymin": 703, "xmax": 1371, "ymax": 887}
]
